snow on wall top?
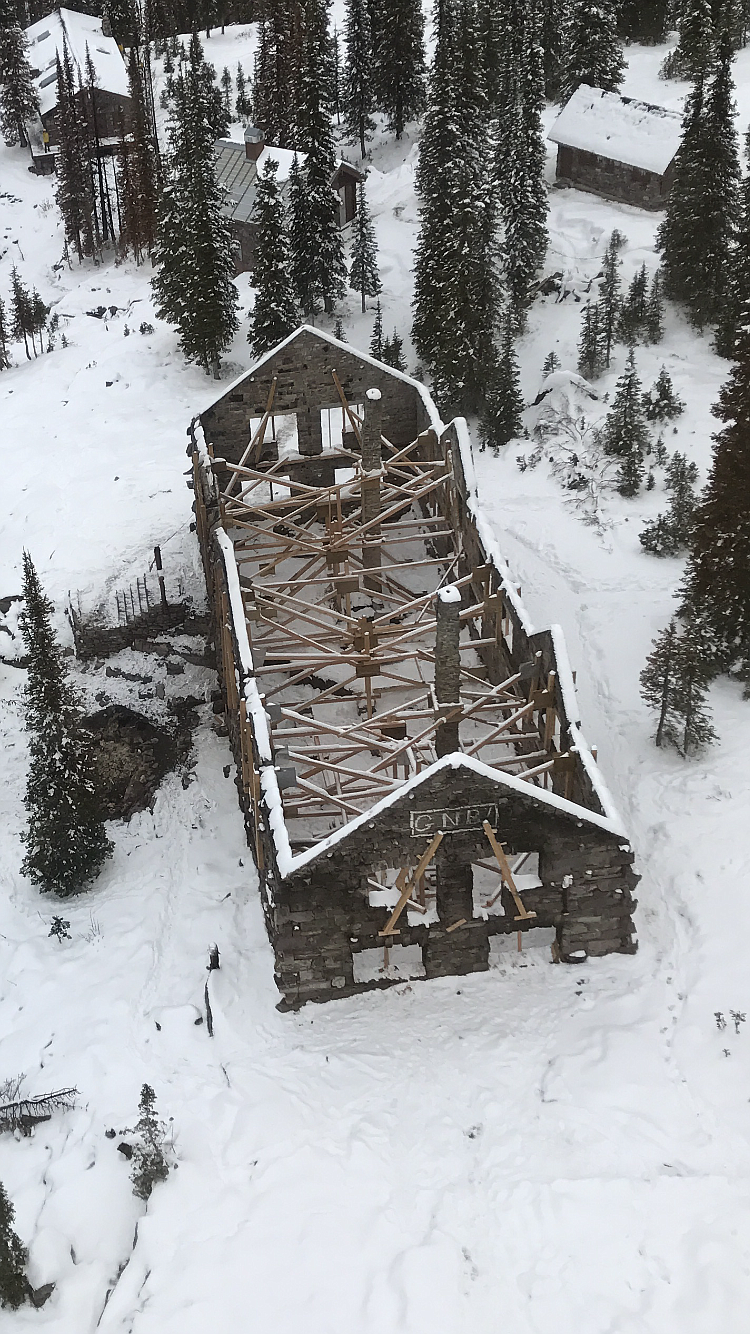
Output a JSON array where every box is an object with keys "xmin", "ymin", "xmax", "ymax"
[
  {"xmin": 548, "ymin": 86, "xmax": 682, "ymax": 176},
  {"xmin": 26, "ymin": 8, "xmax": 129, "ymax": 117}
]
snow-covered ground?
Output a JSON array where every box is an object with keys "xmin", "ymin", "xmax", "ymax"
[{"xmin": 2, "ymin": 22, "xmax": 750, "ymax": 1333}]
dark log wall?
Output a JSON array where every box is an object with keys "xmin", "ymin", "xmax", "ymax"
[
  {"xmin": 555, "ymin": 144, "xmax": 671, "ymax": 210},
  {"xmin": 199, "ymin": 328, "xmax": 427, "ymax": 464},
  {"xmin": 45, "ymin": 89, "xmax": 132, "ymax": 144}
]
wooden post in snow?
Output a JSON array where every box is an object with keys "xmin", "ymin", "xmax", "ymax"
[{"xmin": 154, "ymin": 545, "xmax": 168, "ymax": 607}]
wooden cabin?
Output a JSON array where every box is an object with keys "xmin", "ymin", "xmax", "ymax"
[
  {"xmin": 215, "ymin": 128, "xmax": 364, "ymax": 275},
  {"xmin": 548, "ymin": 87, "xmax": 682, "ymax": 210}
]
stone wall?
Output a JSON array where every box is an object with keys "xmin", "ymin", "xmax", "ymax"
[
  {"xmin": 555, "ymin": 144, "xmax": 673, "ymax": 210},
  {"xmin": 199, "ymin": 327, "xmax": 430, "ymax": 464}
]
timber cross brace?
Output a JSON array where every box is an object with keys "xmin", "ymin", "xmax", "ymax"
[{"xmin": 189, "ymin": 326, "xmax": 639, "ymax": 1008}]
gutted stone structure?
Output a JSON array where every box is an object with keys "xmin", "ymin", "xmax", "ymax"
[
  {"xmin": 548, "ymin": 86, "xmax": 682, "ymax": 210},
  {"xmin": 215, "ymin": 129, "xmax": 363, "ymax": 275},
  {"xmin": 191, "ymin": 327, "xmax": 639, "ymax": 1009}
]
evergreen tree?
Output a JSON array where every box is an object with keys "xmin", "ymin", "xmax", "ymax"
[
  {"xmin": 289, "ymin": 152, "xmax": 317, "ymax": 316},
  {"xmin": 598, "ymin": 229, "xmax": 623, "ymax": 366},
  {"xmin": 0, "ymin": 20, "xmax": 39, "ymax": 147},
  {"xmin": 542, "ymin": 349, "xmax": 560, "ymax": 376},
  {"xmin": 0, "ymin": 1181, "xmax": 28, "ymax": 1310},
  {"xmin": 602, "ymin": 349, "xmax": 650, "ymax": 494},
  {"xmin": 54, "ymin": 44, "xmax": 99, "ymax": 262},
  {"xmin": 295, "ymin": 0, "xmax": 347, "ymax": 313},
  {"xmin": 382, "ymin": 328, "xmax": 407, "ymax": 370},
  {"xmin": 541, "ymin": 0, "xmax": 565, "ymax": 99},
  {"xmin": 343, "ymin": 0, "xmax": 374, "ymax": 159},
  {"xmin": 715, "ymin": 127, "xmax": 750, "ymax": 357},
  {"xmin": 663, "ymin": 0, "xmax": 715, "ymax": 79},
  {"xmin": 0, "ymin": 296, "xmax": 10, "ymax": 370},
  {"xmin": 559, "ymin": 0, "xmax": 625, "ymax": 103},
  {"xmin": 412, "ymin": 0, "xmax": 500, "ymax": 415},
  {"xmin": 479, "ymin": 315, "xmax": 524, "ymax": 452},
  {"xmin": 577, "ymin": 300, "xmax": 605, "ymax": 379},
  {"xmin": 498, "ymin": 0, "xmax": 549, "ymax": 325},
  {"xmin": 369, "ymin": 297, "xmax": 384, "ymax": 358},
  {"xmin": 10, "ymin": 265, "xmax": 31, "ymax": 360},
  {"xmin": 220, "ymin": 64, "xmax": 232, "ymax": 115},
  {"xmin": 375, "ymin": 0, "xmax": 426, "ymax": 138},
  {"xmin": 348, "ymin": 180, "xmax": 381, "ymax": 312},
  {"xmin": 130, "ymin": 1084, "xmax": 170, "ymax": 1201},
  {"xmin": 640, "ymin": 618, "xmax": 716, "ymax": 753},
  {"xmin": 118, "ymin": 46, "xmax": 159, "ymax": 263},
  {"xmin": 235, "ymin": 60, "xmax": 250, "ymax": 120},
  {"xmin": 645, "ymin": 269, "xmax": 665, "ymax": 344},
  {"xmin": 19, "ymin": 552, "xmax": 112, "ymax": 896},
  {"xmin": 618, "ymin": 262, "xmax": 648, "ymax": 345},
  {"xmin": 248, "ymin": 156, "xmax": 298, "ymax": 358},
  {"xmin": 618, "ymin": 0, "xmax": 669, "ymax": 43},
  {"xmin": 657, "ymin": 40, "xmax": 741, "ymax": 329},
  {"xmin": 639, "ymin": 452, "xmax": 699, "ymax": 555},
  {"xmin": 680, "ymin": 312, "xmax": 750, "ymax": 673},
  {"xmin": 643, "ymin": 367, "xmax": 685, "ymax": 422},
  {"xmin": 152, "ymin": 46, "xmax": 239, "ymax": 375}
]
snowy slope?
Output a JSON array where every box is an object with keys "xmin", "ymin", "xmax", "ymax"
[{"xmin": 1, "ymin": 24, "xmax": 750, "ymax": 1334}]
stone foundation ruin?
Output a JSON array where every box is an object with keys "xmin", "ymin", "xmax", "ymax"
[{"xmin": 191, "ymin": 326, "xmax": 639, "ymax": 1009}]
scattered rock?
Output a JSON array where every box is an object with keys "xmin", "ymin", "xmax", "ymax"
[
  {"xmin": 117, "ymin": 1142, "xmax": 133, "ymax": 1159},
  {"xmin": 83, "ymin": 704, "xmax": 192, "ymax": 819},
  {"xmin": 29, "ymin": 1282, "xmax": 55, "ymax": 1308}
]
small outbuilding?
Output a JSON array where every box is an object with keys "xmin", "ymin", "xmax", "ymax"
[
  {"xmin": 215, "ymin": 127, "xmax": 364, "ymax": 274},
  {"xmin": 548, "ymin": 86, "xmax": 682, "ymax": 210}
]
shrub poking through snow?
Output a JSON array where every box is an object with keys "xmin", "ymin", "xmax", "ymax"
[
  {"xmin": 381, "ymin": 329, "xmax": 407, "ymax": 371},
  {"xmin": 639, "ymin": 452, "xmax": 699, "ymax": 556},
  {"xmin": 640, "ymin": 617, "xmax": 716, "ymax": 754},
  {"xmin": 19, "ymin": 552, "xmax": 112, "ymax": 896},
  {"xmin": 0, "ymin": 1182, "xmax": 28, "ymax": 1309},
  {"xmin": 643, "ymin": 368, "xmax": 685, "ymax": 422},
  {"xmin": 130, "ymin": 1085, "xmax": 170, "ymax": 1201},
  {"xmin": 48, "ymin": 915, "xmax": 71, "ymax": 942}
]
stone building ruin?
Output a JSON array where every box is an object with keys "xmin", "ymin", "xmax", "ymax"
[{"xmin": 191, "ymin": 326, "xmax": 639, "ymax": 1009}]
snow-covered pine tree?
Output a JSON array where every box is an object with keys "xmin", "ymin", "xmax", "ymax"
[
  {"xmin": 289, "ymin": 152, "xmax": 317, "ymax": 316},
  {"xmin": 375, "ymin": 0, "xmax": 426, "ymax": 138},
  {"xmin": 577, "ymin": 300, "xmax": 605, "ymax": 379},
  {"xmin": 151, "ymin": 48, "xmax": 239, "ymax": 375},
  {"xmin": 413, "ymin": 0, "xmax": 500, "ymax": 415},
  {"xmin": 19, "ymin": 552, "xmax": 112, "ymax": 896},
  {"xmin": 663, "ymin": 0, "xmax": 714, "ymax": 79},
  {"xmin": 639, "ymin": 451, "xmax": 699, "ymax": 555},
  {"xmin": 602, "ymin": 348, "xmax": 649, "ymax": 494},
  {"xmin": 479, "ymin": 315, "xmax": 524, "ymax": 452},
  {"xmin": 104, "ymin": 0, "xmax": 140, "ymax": 46},
  {"xmin": 220, "ymin": 64, "xmax": 232, "ymax": 115},
  {"xmin": 369, "ymin": 297, "xmax": 384, "ymax": 358},
  {"xmin": 235, "ymin": 61, "xmax": 250, "ymax": 121},
  {"xmin": 598, "ymin": 229, "xmax": 623, "ymax": 366},
  {"xmin": 617, "ymin": 262, "xmax": 648, "ymax": 344},
  {"xmin": 9, "ymin": 265, "xmax": 31, "ymax": 360},
  {"xmin": 381, "ymin": 328, "xmax": 406, "ymax": 370},
  {"xmin": 645, "ymin": 269, "xmax": 665, "ymax": 343},
  {"xmin": 542, "ymin": 349, "xmax": 560, "ymax": 376},
  {"xmin": 618, "ymin": 0, "xmax": 669, "ymax": 43},
  {"xmin": 680, "ymin": 310, "xmax": 750, "ymax": 674},
  {"xmin": 477, "ymin": 0, "xmax": 503, "ymax": 107},
  {"xmin": 343, "ymin": 0, "xmax": 374, "ymax": 159},
  {"xmin": 118, "ymin": 46, "xmax": 159, "ymax": 263},
  {"xmin": 29, "ymin": 287, "xmax": 47, "ymax": 356},
  {"xmin": 558, "ymin": 0, "xmax": 625, "ymax": 103},
  {"xmin": 187, "ymin": 31, "xmax": 229, "ymax": 140},
  {"xmin": 0, "ymin": 1181, "xmax": 28, "ymax": 1310},
  {"xmin": 130, "ymin": 1084, "xmax": 170, "ymax": 1201},
  {"xmin": 0, "ymin": 296, "xmax": 9, "ymax": 369},
  {"xmin": 348, "ymin": 180, "xmax": 381, "ymax": 312},
  {"xmin": 498, "ymin": 0, "xmax": 549, "ymax": 326},
  {"xmin": 248, "ymin": 156, "xmax": 298, "ymax": 357},
  {"xmin": 0, "ymin": 19, "xmax": 39, "ymax": 147},
  {"xmin": 657, "ymin": 39, "xmax": 741, "ymax": 329},
  {"xmin": 541, "ymin": 0, "xmax": 565, "ymax": 98},
  {"xmin": 643, "ymin": 367, "xmax": 685, "ymax": 422},
  {"xmin": 54, "ymin": 47, "xmax": 91, "ymax": 263},
  {"xmin": 295, "ymin": 0, "xmax": 346, "ymax": 313},
  {"xmin": 640, "ymin": 617, "xmax": 716, "ymax": 753}
]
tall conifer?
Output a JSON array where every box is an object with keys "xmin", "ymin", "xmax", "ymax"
[
  {"xmin": 375, "ymin": 0, "xmax": 426, "ymax": 137},
  {"xmin": 295, "ymin": 0, "xmax": 346, "ymax": 313},
  {"xmin": 558, "ymin": 0, "xmax": 624, "ymax": 103},
  {"xmin": 343, "ymin": 0, "xmax": 374, "ymax": 158},
  {"xmin": 349, "ymin": 180, "xmax": 381, "ymax": 312},
  {"xmin": 248, "ymin": 157, "xmax": 298, "ymax": 357},
  {"xmin": 0, "ymin": 20, "xmax": 39, "ymax": 147},
  {"xmin": 0, "ymin": 1181, "xmax": 28, "ymax": 1310}
]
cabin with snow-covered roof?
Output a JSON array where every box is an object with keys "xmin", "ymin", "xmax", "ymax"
[
  {"xmin": 548, "ymin": 87, "xmax": 682, "ymax": 209},
  {"xmin": 24, "ymin": 8, "xmax": 131, "ymax": 169},
  {"xmin": 215, "ymin": 126, "xmax": 363, "ymax": 274}
]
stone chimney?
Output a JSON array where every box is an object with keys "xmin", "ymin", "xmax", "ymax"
[
  {"xmin": 244, "ymin": 125, "xmax": 265, "ymax": 162},
  {"xmin": 101, "ymin": 13, "xmax": 112, "ymax": 37}
]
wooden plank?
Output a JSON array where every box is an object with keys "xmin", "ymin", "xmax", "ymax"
[
  {"xmin": 379, "ymin": 832, "xmax": 444, "ymax": 936},
  {"xmin": 482, "ymin": 821, "xmax": 537, "ymax": 922}
]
